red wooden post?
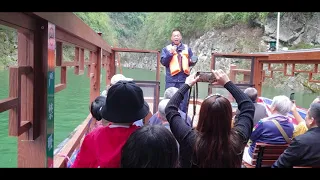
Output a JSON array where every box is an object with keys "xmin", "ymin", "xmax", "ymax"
[
  {"xmin": 17, "ymin": 31, "xmax": 34, "ymax": 140},
  {"xmin": 8, "ymin": 67, "xmax": 20, "ymax": 136},
  {"xmin": 105, "ymin": 55, "xmax": 112, "ymax": 85},
  {"xmin": 110, "ymin": 51, "xmax": 116, "ymax": 81},
  {"xmin": 55, "ymin": 42, "xmax": 67, "ymax": 93},
  {"xmin": 89, "ymin": 49, "xmax": 101, "ymax": 104},
  {"xmin": 87, "ymin": 53, "xmax": 91, "ymax": 78},
  {"xmin": 244, "ymin": 74, "xmax": 250, "ymax": 83},
  {"xmin": 228, "ymin": 64, "xmax": 237, "ymax": 102},
  {"xmin": 56, "ymin": 42, "xmax": 62, "ymax": 66},
  {"xmin": 79, "ymin": 48, "xmax": 85, "ymax": 75},
  {"xmin": 61, "ymin": 66, "xmax": 67, "ymax": 85},
  {"xmin": 229, "ymin": 64, "xmax": 237, "ymax": 82},
  {"xmin": 74, "ymin": 47, "xmax": 80, "ymax": 75},
  {"xmin": 155, "ymin": 52, "xmax": 160, "ymax": 111},
  {"xmin": 254, "ymin": 58, "xmax": 263, "ymax": 97},
  {"xmin": 209, "ymin": 54, "xmax": 216, "ymax": 95},
  {"xmin": 17, "ymin": 20, "xmax": 51, "ymax": 168},
  {"xmin": 102, "ymin": 55, "xmax": 107, "ymax": 87}
]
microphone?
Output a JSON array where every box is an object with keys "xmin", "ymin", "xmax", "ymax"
[
  {"xmin": 173, "ymin": 45, "xmax": 177, "ymax": 50},
  {"xmin": 191, "ymin": 56, "xmax": 198, "ymax": 64}
]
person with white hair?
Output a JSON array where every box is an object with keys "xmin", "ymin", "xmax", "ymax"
[
  {"xmin": 101, "ymin": 74, "xmax": 133, "ymax": 97},
  {"xmin": 157, "ymin": 99, "xmax": 180, "ymax": 150},
  {"xmin": 157, "ymin": 99, "xmax": 171, "ymax": 130},
  {"xmin": 148, "ymin": 87, "xmax": 192, "ymax": 126},
  {"xmin": 242, "ymin": 95, "xmax": 294, "ymax": 166},
  {"xmin": 101, "ymin": 74, "xmax": 143, "ymax": 127}
]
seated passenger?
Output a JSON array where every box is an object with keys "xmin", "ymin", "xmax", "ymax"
[
  {"xmin": 149, "ymin": 87, "xmax": 192, "ymax": 127},
  {"xmin": 234, "ymin": 87, "xmax": 268, "ymax": 126},
  {"xmin": 71, "ymin": 81, "xmax": 149, "ymax": 168},
  {"xmin": 89, "ymin": 95, "xmax": 108, "ymax": 128},
  {"xmin": 101, "ymin": 74, "xmax": 143, "ymax": 127},
  {"xmin": 101, "ymin": 73, "xmax": 133, "ymax": 96},
  {"xmin": 157, "ymin": 99, "xmax": 172, "ymax": 131},
  {"xmin": 121, "ymin": 125, "xmax": 179, "ymax": 168},
  {"xmin": 292, "ymin": 96, "xmax": 320, "ymax": 138},
  {"xmin": 243, "ymin": 95, "xmax": 294, "ymax": 166},
  {"xmin": 66, "ymin": 95, "xmax": 106, "ymax": 168},
  {"xmin": 273, "ymin": 102, "xmax": 320, "ymax": 168}
]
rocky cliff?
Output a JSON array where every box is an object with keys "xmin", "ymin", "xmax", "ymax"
[
  {"xmin": 186, "ymin": 12, "xmax": 320, "ymax": 72},
  {"xmin": 262, "ymin": 12, "xmax": 320, "ymax": 46},
  {"xmin": 119, "ymin": 12, "xmax": 320, "ymax": 92}
]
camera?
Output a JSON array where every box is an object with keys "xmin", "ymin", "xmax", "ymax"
[
  {"xmin": 289, "ymin": 93, "xmax": 295, "ymax": 103},
  {"xmin": 196, "ymin": 71, "xmax": 217, "ymax": 83}
]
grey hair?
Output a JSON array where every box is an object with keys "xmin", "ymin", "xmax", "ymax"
[
  {"xmin": 308, "ymin": 102, "xmax": 320, "ymax": 125},
  {"xmin": 244, "ymin": 87, "xmax": 258, "ymax": 102},
  {"xmin": 100, "ymin": 85, "xmax": 111, "ymax": 97},
  {"xmin": 164, "ymin": 87, "xmax": 179, "ymax": 99},
  {"xmin": 270, "ymin": 95, "xmax": 292, "ymax": 116},
  {"xmin": 158, "ymin": 99, "xmax": 170, "ymax": 120},
  {"xmin": 313, "ymin": 96, "xmax": 320, "ymax": 103}
]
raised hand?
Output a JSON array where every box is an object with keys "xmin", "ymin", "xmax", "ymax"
[
  {"xmin": 170, "ymin": 45, "xmax": 177, "ymax": 54},
  {"xmin": 211, "ymin": 69, "xmax": 231, "ymax": 86},
  {"xmin": 185, "ymin": 72, "xmax": 200, "ymax": 87}
]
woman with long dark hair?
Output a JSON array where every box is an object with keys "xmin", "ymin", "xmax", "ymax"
[
  {"xmin": 121, "ymin": 125, "xmax": 179, "ymax": 168},
  {"xmin": 165, "ymin": 69, "xmax": 255, "ymax": 168}
]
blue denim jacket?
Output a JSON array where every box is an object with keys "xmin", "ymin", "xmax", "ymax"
[{"xmin": 160, "ymin": 42, "xmax": 194, "ymax": 83}]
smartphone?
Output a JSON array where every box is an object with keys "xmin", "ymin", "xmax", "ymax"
[
  {"xmin": 196, "ymin": 71, "xmax": 217, "ymax": 83},
  {"xmin": 289, "ymin": 93, "xmax": 295, "ymax": 103}
]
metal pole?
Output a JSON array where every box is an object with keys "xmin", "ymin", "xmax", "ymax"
[{"xmin": 276, "ymin": 12, "xmax": 280, "ymax": 51}]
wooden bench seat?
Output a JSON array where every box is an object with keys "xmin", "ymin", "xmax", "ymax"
[{"xmin": 242, "ymin": 142, "xmax": 289, "ymax": 168}]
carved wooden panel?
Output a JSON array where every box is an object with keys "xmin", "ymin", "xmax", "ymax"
[
  {"xmin": 55, "ymin": 44, "xmax": 89, "ymax": 93},
  {"xmin": 262, "ymin": 63, "xmax": 319, "ymax": 83}
]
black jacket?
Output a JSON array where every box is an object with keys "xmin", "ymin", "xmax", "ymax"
[{"xmin": 272, "ymin": 127, "xmax": 320, "ymax": 168}]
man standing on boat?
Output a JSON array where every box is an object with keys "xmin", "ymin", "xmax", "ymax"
[{"xmin": 160, "ymin": 29, "xmax": 195, "ymax": 113}]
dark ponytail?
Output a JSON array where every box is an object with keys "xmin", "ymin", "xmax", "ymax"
[{"xmin": 90, "ymin": 96, "xmax": 106, "ymax": 121}]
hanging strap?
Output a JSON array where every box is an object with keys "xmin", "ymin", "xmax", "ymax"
[
  {"xmin": 186, "ymin": 82, "xmax": 197, "ymax": 128},
  {"xmin": 271, "ymin": 119, "xmax": 291, "ymax": 144}
]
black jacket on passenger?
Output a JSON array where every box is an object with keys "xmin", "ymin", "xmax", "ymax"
[
  {"xmin": 165, "ymin": 82, "xmax": 255, "ymax": 168},
  {"xmin": 272, "ymin": 127, "xmax": 320, "ymax": 168}
]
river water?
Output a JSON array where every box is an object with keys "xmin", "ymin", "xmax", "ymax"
[{"xmin": 0, "ymin": 67, "xmax": 318, "ymax": 167}]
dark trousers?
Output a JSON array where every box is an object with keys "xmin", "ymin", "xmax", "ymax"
[{"xmin": 165, "ymin": 82, "xmax": 189, "ymax": 113}]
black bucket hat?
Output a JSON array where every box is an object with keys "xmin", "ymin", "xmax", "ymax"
[{"xmin": 101, "ymin": 81, "xmax": 150, "ymax": 123}]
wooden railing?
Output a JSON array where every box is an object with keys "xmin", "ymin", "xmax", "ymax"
[
  {"xmin": 54, "ymin": 53, "xmax": 161, "ymax": 168},
  {"xmin": 211, "ymin": 51, "xmax": 320, "ymax": 96},
  {"xmin": 53, "ymin": 114, "xmax": 92, "ymax": 168},
  {"xmin": 0, "ymin": 12, "xmax": 162, "ymax": 168},
  {"xmin": 0, "ymin": 12, "xmax": 115, "ymax": 168}
]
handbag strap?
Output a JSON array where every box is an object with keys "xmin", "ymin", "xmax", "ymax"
[{"xmin": 271, "ymin": 119, "xmax": 291, "ymax": 144}]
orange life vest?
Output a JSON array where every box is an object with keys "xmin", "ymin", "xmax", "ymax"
[{"xmin": 166, "ymin": 44, "xmax": 190, "ymax": 76}]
